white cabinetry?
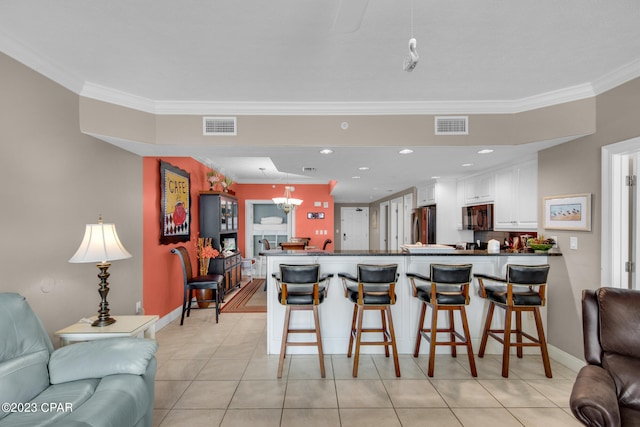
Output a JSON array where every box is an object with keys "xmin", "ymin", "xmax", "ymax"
[
  {"xmin": 463, "ymin": 172, "xmax": 495, "ymax": 205},
  {"xmin": 417, "ymin": 181, "xmax": 437, "ymax": 206},
  {"xmin": 494, "ymin": 160, "xmax": 538, "ymax": 230}
]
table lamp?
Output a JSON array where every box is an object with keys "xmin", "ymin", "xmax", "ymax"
[{"xmin": 69, "ymin": 216, "xmax": 132, "ymax": 326}]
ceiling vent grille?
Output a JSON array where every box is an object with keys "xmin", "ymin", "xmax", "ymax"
[
  {"xmin": 302, "ymin": 167, "xmax": 317, "ymax": 173},
  {"xmin": 435, "ymin": 116, "xmax": 468, "ymax": 135},
  {"xmin": 203, "ymin": 117, "xmax": 237, "ymax": 136}
]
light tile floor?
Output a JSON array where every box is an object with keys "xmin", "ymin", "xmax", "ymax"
[{"xmin": 153, "ymin": 307, "xmax": 582, "ymax": 427}]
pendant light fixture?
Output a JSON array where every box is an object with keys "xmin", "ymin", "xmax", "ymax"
[
  {"xmin": 403, "ymin": 0, "xmax": 419, "ymax": 72},
  {"xmin": 273, "ymin": 185, "xmax": 303, "ymax": 214}
]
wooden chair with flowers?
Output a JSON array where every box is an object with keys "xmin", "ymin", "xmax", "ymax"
[{"xmin": 171, "ymin": 237, "xmax": 222, "ymax": 324}]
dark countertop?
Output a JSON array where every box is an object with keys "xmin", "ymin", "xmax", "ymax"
[{"xmin": 259, "ymin": 249, "xmax": 562, "ymax": 257}]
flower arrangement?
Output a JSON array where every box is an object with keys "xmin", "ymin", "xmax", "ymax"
[
  {"xmin": 221, "ymin": 176, "xmax": 233, "ymax": 192},
  {"xmin": 206, "ymin": 171, "xmax": 221, "ymax": 190},
  {"xmin": 196, "ymin": 237, "xmax": 220, "ymax": 275}
]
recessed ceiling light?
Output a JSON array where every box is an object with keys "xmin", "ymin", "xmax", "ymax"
[
  {"xmin": 399, "ymin": 149, "xmax": 413, "ymax": 154},
  {"xmin": 478, "ymin": 149, "xmax": 494, "ymax": 154},
  {"xmin": 352, "ymin": 176, "xmax": 361, "ymax": 179},
  {"xmin": 358, "ymin": 166, "xmax": 369, "ymax": 170},
  {"xmin": 461, "ymin": 163, "xmax": 473, "ymax": 167},
  {"xmin": 320, "ymin": 149, "xmax": 334, "ymax": 155},
  {"xmin": 431, "ymin": 176, "xmax": 440, "ymax": 179}
]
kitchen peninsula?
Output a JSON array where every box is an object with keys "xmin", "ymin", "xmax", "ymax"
[{"xmin": 262, "ymin": 249, "xmax": 561, "ymax": 356}]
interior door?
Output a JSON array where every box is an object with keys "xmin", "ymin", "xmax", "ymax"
[
  {"xmin": 403, "ymin": 193, "xmax": 413, "ymax": 245},
  {"xmin": 341, "ymin": 207, "xmax": 369, "ymax": 250},
  {"xmin": 380, "ymin": 202, "xmax": 388, "ymax": 250},
  {"xmin": 390, "ymin": 197, "xmax": 403, "ymax": 250}
]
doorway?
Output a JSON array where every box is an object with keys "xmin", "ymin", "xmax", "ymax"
[
  {"xmin": 341, "ymin": 207, "xmax": 369, "ymax": 250},
  {"xmin": 380, "ymin": 202, "xmax": 388, "ymax": 250},
  {"xmin": 602, "ymin": 138, "xmax": 640, "ymax": 290},
  {"xmin": 389, "ymin": 197, "xmax": 403, "ymax": 250}
]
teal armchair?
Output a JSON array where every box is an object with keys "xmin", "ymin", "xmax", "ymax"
[{"xmin": 0, "ymin": 293, "xmax": 157, "ymax": 427}]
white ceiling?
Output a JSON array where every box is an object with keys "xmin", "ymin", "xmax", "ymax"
[{"xmin": 2, "ymin": 1, "xmax": 640, "ymax": 201}]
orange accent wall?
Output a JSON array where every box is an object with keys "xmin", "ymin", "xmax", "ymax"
[
  {"xmin": 142, "ymin": 157, "xmax": 211, "ymax": 317},
  {"xmin": 142, "ymin": 160, "xmax": 335, "ymax": 318},
  {"xmin": 234, "ymin": 184, "xmax": 335, "ymax": 253}
]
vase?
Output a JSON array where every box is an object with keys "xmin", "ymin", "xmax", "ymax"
[
  {"xmin": 195, "ymin": 289, "xmax": 213, "ymax": 308},
  {"xmin": 199, "ymin": 257, "xmax": 210, "ymax": 276}
]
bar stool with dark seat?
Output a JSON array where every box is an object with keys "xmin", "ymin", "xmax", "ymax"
[
  {"xmin": 406, "ymin": 264, "xmax": 476, "ymax": 377},
  {"xmin": 475, "ymin": 264, "xmax": 551, "ymax": 378},
  {"xmin": 338, "ymin": 264, "xmax": 400, "ymax": 378},
  {"xmin": 273, "ymin": 264, "xmax": 332, "ymax": 378},
  {"xmin": 171, "ymin": 246, "xmax": 224, "ymax": 325}
]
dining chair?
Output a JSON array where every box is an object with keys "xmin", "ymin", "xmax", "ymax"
[{"xmin": 171, "ymin": 246, "xmax": 224, "ymax": 324}]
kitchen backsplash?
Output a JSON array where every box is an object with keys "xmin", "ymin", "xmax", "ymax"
[{"xmin": 474, "ymin": 231, "xmax": 538, "ymax": 248}]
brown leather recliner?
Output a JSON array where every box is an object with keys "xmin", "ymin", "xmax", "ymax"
[{"xmin": 570, "ymin": 287, "xmax": 640, "ymax": 427}]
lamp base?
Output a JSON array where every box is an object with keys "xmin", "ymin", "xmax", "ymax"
[
  {"xmin": 92, "ymin": 317, "xmax": 116, "ymax": 327},
  {"xmin": 92, "ymin": 262, "xmax": 117, "ymax": 328}
]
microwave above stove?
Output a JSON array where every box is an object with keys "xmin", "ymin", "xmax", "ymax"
[{"xmin": 462, "ymin": 204, "xmax": 493, "ymax": 231}]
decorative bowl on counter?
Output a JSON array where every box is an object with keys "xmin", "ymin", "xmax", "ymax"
[{"xmin": 529, "ymin": 243, "xmax": 553, "ymax": 253}]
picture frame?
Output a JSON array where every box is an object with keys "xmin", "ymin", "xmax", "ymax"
[
  {"xmin": 160, "ymin": 160, "xmax": 191, "ymax": 244},
  {"xmin": 307, "ymin": 212, "xmax": 325, "ymax": 219},
  {"xmin": 542, "ymin": 193, "xmax": 591, "ymax": 231}
]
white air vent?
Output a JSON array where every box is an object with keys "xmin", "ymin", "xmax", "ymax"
[
  {"xmin": 435, "ymin": 116, "xmax": 468, "ymax": 135},
  {"xmin": 203, "ymin": 117, "xmax": 237, "ymax": 136},
  {"xmin": 302, "ymin": 167, "xmax": 317, "ymax": 173}
]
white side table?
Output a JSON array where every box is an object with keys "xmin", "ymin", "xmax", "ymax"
[{"xmin": 55, "ymin": 315, "xmax": 159, "ymax": 346}]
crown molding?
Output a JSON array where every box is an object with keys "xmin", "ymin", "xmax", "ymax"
[
  {"xmin": 80, "ymin": 81, "xmax": 598, "ymax": 116},
  {"xmin": 591, "ymin": 57, "xmax": 640, "ymax": 96},
  {"xmin": 80, "ymin": 82, "xmax": 158, "ymax": 113},
  {"xmin": 0, "ymin": 30, "xmax": 84, "ymax": 94}
]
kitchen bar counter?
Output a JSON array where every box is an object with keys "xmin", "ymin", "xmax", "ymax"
[
  {"xmin": 260, "ymin": 248, "xmax": 563, "ymax": 256},
  {"xmin": 263, "ymin": 250, "xmax": 560, "ymax": 356}
]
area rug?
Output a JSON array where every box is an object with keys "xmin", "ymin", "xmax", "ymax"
[{"xmin": 220, "ymin": 279, "xmax": 266, "ymax": 313}]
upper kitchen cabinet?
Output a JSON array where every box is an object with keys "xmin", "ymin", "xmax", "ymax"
[
  {"xmin": 462, "ymin": 172, "xmax": 495, "ymax": 205},
  {"xmin": 199, "ymin": 191, "xmax": 239, "ymax": 250},
  {"xmin": 417, "ymin": 180, "xmax": 437, "ymax": 206},
  {"xmin": 494, "ymin": 160, "xmax": 538, "ymax": 230}
]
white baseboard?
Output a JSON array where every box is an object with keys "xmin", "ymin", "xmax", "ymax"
[
  {"xmin": 155, "ymin": 305, "xmax": 182, "ymax": 332},
  {"xmin": 548, "ymin": 344, "xmax": 585, "ymax": 373}
]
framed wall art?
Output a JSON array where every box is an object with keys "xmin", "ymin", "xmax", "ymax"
[
  {"xmin": 160, "ymin": 160, "xmax": 191, "ymax": 244},
  {"xmin": 542, "ymin": 193, "xmax": 592, "ymax": 231}
]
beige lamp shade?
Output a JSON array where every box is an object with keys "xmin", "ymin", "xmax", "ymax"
[{"xmin": 69, "ymin": 221, "xmax": 132, "ymax": 264}]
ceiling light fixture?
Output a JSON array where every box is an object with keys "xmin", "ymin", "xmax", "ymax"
[
  {"xmin": 478, "ymin": 149, "xmax": 494, "ymax": 154},
  {"xmin": 320, "ymin": 149, "xmax": 334, "ymax": 155},
  {"xmin": 358, "ymin": 166, "xmax": 369, "ymax": 170},
  {"xmin": 462, "ymin": 163, "xmax": 473, "ymax": 167},
  {"xmin": 272, "ymin": 185, "xmax": 302, "ymax": 214},
  {"xmin": 399, "ymin": 149, "xmax": 414, "ymax": 154}
]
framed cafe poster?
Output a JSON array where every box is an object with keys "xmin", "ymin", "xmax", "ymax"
[{"xmin": 160, "ymin": 160, "xmax": 191, "ymax": 244}]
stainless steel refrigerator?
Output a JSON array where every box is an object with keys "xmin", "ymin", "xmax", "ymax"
[{"xmin": 411, "ymin": 206, "xmax": 437, "ymax": 244}]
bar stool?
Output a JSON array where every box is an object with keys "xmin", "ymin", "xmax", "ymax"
[
  {"xmin": 475, "ymin": 264, "xmax": 552, "ymax": 378},
  {"xmin": 339, "ymin": 264, "xmax": 400, "ymax": 378},
  {"xmin": 406, "ymin": 264, "xmax": 476, "ymax": 377},
  {"xmin": 273, "ymin": 264, "xmax": 332, "ymax": 378}
]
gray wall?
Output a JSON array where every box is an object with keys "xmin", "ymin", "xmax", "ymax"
[
  {"xmin": 0, "ymin": 52, "xmax": 143, "ymax": 345},
  {"xmin": 539, "ymin": 77, "xmax": 640, "ymax": 358}
]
